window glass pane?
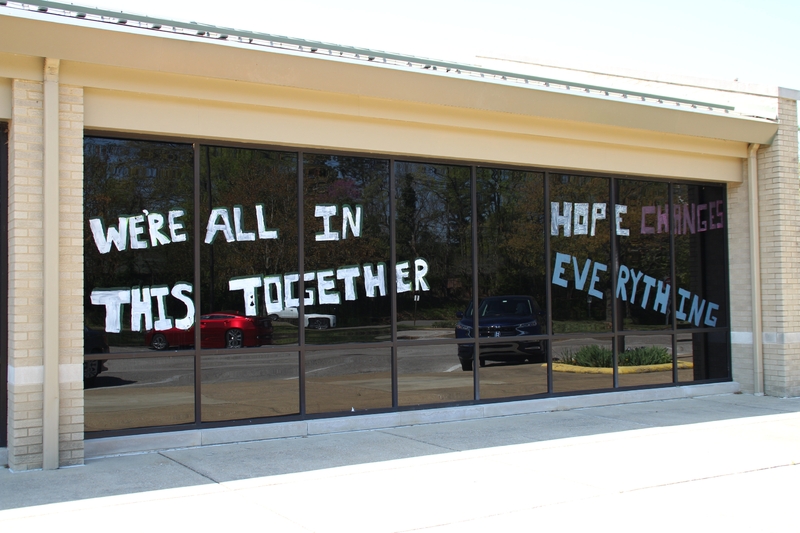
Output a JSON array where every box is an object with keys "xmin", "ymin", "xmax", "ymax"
[
  {"xmin": 85, "ymin": 138, "xmax": 194, "ymax": 352},
  {"xmin": 616, "ymin": 180, "xmax": 671, "ymax": 330},
  {"xmin": 305, "ymin": 348, "xmax": 392, "ymax": 414},
  {"xmin": 303, "ymin": 154, "xmax": 391, "ymax": 343},
  {"xmin": 395, "ymin": 161, "xmax": 474, "ymax": 402},
  {"xmin": 85, "ymin": 356, "xmax": 194, "ymax": 431},
  {"xmin": 395, "ymin": 161, "xmax": 472, "ymax": 328},
  {"xmin": 552, "ymin": 339, "xmax": 613, "ymax": 393},
  {"xmin": 398, "ymin": 344, "xmax": 473, "ymax": 407},
  {"xmin": 549, "ymin": 175, "xmax": 612, "ymax": 334},
  {"xmin": 678, "ymin": 331, "xmax": 730, "ymax": 382},
  {"xmin": 616, "ymin": 335, "xmax": 674, "ymax": 388},
  {"xmin": 673, "ymin": 184, "xmax": 728, "ymax": 330},
  {"xmin": 201, "ymin": 351, "xmax": 299, "ymax": 422},
  {"xmin": 475, "ymin": 168, "xmax": 547, "ymax": 398},
  {"xmin": 199, "ymin": 146, "xmax": 298, "ymax": 346}
]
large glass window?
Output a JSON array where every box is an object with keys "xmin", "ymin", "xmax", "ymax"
[
  {"xmin": 476, "ymin": 169, "xmax": 547, "ymax": 399},
  {"xmin": 395, "ymin": 161, "xmax": 473, "ymax": 406},
  {"xmin": 673, "ymin": 184, "xmax": 729, "ymax": 381},
  {"xmin": 83, "ymin": 136, "xmax": 731, "ymax": 434},
  {"xmin": 303, "ymin": 154, "xmax": 391, "ymax": 342}
]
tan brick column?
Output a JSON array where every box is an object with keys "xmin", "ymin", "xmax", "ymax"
[
  {"xmin": 58, "ymin": 83, "xmax": 85, "ymax": 467},
  {"xmin": 757, "ymin": 97, "xmax": 800, "ymax": 397},
  {"xmin": 727, "ymin": 155, "xmax": 755, "ymax": 392},
  {"xmin": 8, "ymin": 77, "xmax": 46, "ymax": 471},
  {"xmin": 7, "ymin": 69, "xmax": 84, "ymax": 470}
]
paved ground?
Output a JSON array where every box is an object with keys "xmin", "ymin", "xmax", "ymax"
[{"xmin": 2, "ymin": 393, "xmax": 799, "ymax": 531}]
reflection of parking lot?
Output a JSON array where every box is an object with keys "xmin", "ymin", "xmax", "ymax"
[{"xmin": 85, "ymin": 329, "xmax": 699, "ymax": 431}]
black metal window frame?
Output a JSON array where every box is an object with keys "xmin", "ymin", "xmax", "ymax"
[{"xmin": 83, "ymin": 132, "xmax": 732, "ymax": 439}]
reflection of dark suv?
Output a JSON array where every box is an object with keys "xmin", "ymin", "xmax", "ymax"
[
  {"xmin": 455, "ymin": 295, "xmax": 545, "ymax": 371},
  {"xmin": 84, "ymin": 327, "xmax": 109, "ymax": 381}
]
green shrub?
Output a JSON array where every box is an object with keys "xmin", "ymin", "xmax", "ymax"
[
  {"xmin": 619, "ymin": 346, "xmax": 671, "ymax": 366},
  {"xmin": 559, "ymin": 345, "xmax": 671, "ymax": 367},
  {"xmin": 560, "ymin": 345, "xmax": 612, "ymax": 367}
]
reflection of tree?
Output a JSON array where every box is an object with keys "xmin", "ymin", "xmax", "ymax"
[
  {"xmin": 84, "ymin": 138, "xmax": 194, "ymax": 328},
  {"xmin": 201, "ymin": 147, "xmax": 298, "ymax": 313},
  {"xmin": 477, "ymin": 169, "xmax": 545, "ymax": 305},
  {"xmin": 395, "ymin": 162, "xmax": 471, "ymax": 318},
  {"xmin": 304, "ymin": 155, "xmax": 390, "ymax": 326}
]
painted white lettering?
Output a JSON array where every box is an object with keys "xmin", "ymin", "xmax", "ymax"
[
  {"xmin": 263, "ymin": 276, "xmax": 284, "ymax": 314},
  {"xmin": 255, "ymin": 204, "xmax": 279, "ymax": 240},
  {"xmin": 90, "ymin": 289, "xmax": 131, "ymax": 333},
  {"xmin": 89, "ymin": 217, "xmax": 129, "ymax": 254},
  {"xmin": 130, "ymin": 286, "xmax": 153, "ymax": 332},
  {"xmin": 615, "ymin": 204, "xmax": 629, "ymax": 236},
  {"xmin": 315, "ymin": 205, "xmax": 340, "ymax": 241},
  {"xmin": 169, "ymin": 210, "xmax": 187, "ymax": 243},
  {"xmin": 414, "ymin": 258, "xmax": 430, "ymax": 291},
  {"xmin": 363, "ymin": 263, "xmax": 387, "ymax": 297},
  {"xmin": 229, "ymin": 276, "xmax": 262, "ymax": 316},
  {"xmin": 284, "ymin": 273, "xmax": 300, "ymax": 308},
  {"xmin": 317, "ymin": 270, "xmax": 340, "ymax": 304},
  {"xmin": 396, "ymin": 261, "xmax": 412, "ymax": 293},
  {"xmin": 151, "ymin": 285, "xmax": 173, "ymax": 330},
  {"xmin": 573, "ymin": 203, "xmax": 589, "ymax": 235},
  {"xmin": 147, "ymin": 212, "xmax": 171, "ymax": 247},
  {"xmin": 591, "ymin": 203, "xmax": 606, "ymax": 236},
  {"xmin": 342, "ymin": 204, "xmax": 363, "ymax": 239},
  {"xmin": 304, "ymin": 272, "xmax": 316, "ymax": 306},
  {"xmin": 205, "ymin": 208, "xmax": 234, "ymax": 243},
  {"xmin": 171, "ymin": 283, "xmax": 194, "ymax": 330},
  {"xmin": 337, "ymin": 266, "xmax": 361, "ymax": 301},
  {"xmin": 129, "ymin": 214, "xmax": 148, "ymax": 249},
  {"xmin": 551, "ymin": 202, "xmax": 572, "ymax": 237},
  {"xmin": 233, "ymin": 206, "xmax": 256, "ymax": 242}
]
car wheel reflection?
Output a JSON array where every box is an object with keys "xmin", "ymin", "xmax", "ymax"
[
  {"xmin": 225, "ymin": 328, "xmax": 244, "ymax": 348},
  {"xmin": 150, "ymin": 332, "xmax": 169, "ymax": 351}
]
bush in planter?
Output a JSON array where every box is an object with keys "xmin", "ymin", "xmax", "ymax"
[{"xmin": 560, "ymin": 345, "xmax": 671, "ymax": 367}]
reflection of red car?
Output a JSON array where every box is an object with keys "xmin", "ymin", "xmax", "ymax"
[{"xmin": 146, "ymin": 312, "xmax": 273, "ymax": 350}]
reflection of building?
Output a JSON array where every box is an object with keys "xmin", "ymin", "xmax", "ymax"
[{"xmin": 1, "ymin": 3, "xmax": 798, "ymax": 471}]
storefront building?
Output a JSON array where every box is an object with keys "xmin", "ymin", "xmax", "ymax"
[{"xmin": 1, "ymin": 3, "xmax": 798, "ymax": 471}]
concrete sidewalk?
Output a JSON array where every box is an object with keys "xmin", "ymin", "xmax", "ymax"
[{"xmin": 2, "ymin": 392, "xmax": 800, "ymax": 531}]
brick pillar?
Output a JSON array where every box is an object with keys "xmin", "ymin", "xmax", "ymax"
[
  {"xmin": 7, "ymin": 78, "xmax": 46, "ymax": 471},
  {"xmin": 58, "ymin": 84, "xmax": 85, "ymax": 466},
  {"xmin": 758, "ymin": 97, "xmax": 800, "ymax": 397},
  {"xmin": 6, "ymin": 75, "xmax": 84, "ymax": 470},
  {"xmin": 727, "ymin": 157, "xmax": 755, "ymax": 392}
]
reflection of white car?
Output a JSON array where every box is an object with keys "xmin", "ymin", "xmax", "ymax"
[{"xmin": 270, "ymin": 307, "xmax": 337, "ymax": 329}]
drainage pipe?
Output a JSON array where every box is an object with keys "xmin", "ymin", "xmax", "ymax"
[{"xmin": 747, "ymin": 143, "xmax": 764, "ymax": 395}]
